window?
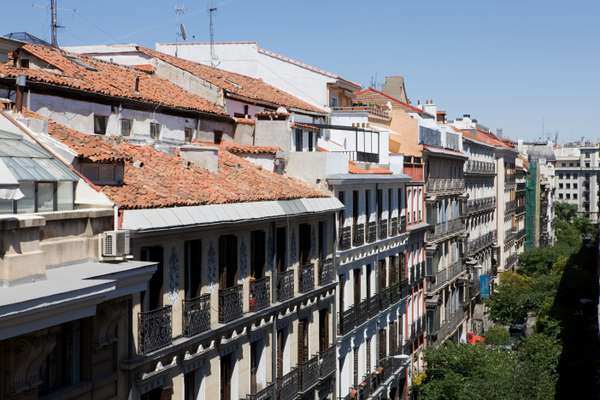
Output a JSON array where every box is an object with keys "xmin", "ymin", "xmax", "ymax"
[
  {"xmin": 586, "ymin": 163, "xmax": 590, "ymax": 168},
  {"xmin": 185, "ymin": 127, "xmax": 194, "ymax": 143},
  {"xmin": 57, "ymin": 181, "xmax": 74, "ymax": 211},
  {"xmin": 250, "ymin": 230, "xmax": 266, "ymax": 278},
  {"xmin": 574, "ymin": 193, "xmax": 578, "ymax": 199},
  {"xmin": 574, "ymin": 183, "xmax": 578, "ymax": 189},
  {"xmin": 184, "ymin": 240, "xmax": 202, "ymax": 299},
  {"xmin": 150, "ymin": 122, "xmax": 161, "ymax": 140},
  {"xmin": 586, "ymin": 152, "xmax": 590, "ymax": 158},
  {"xmin": 559, "ymin": 183, "xmax": 563, "ymax": 189},
  {"xmin": 20, "ymin": 58, "xmax": 30, "ymax": 68},
  {"xmin": 308, "ymin": 132, "xmax": 314, "ymax": 152},
  {"xmin": 37, "ymin": 182, "xmax": 55, "ymax": 212},
  {"xmin": 16, "ymin": 182, "xmax": 34, "ymax": 213},
  {"xmin": 0, "ymin": 198, "xmax": 13, "ymax": 214},
  {"xmin": 94, "ymin": 115, "xmax": 108, "ymax": 135},
  {"xmin": 566, "ymin": 183, "xmax": 571, "ymax": 189},
  {"xmin": 141, "ymin": 246, "xmax": 164, "ymax": 310},
  {"xmin": 566, "ymin": 193, "xmax": 571, "ymax": 199},
  {"xmin": 219, "ymin": 235, "xmax": 238, "ymax": 288},
  {"xmin": 214, "ymin": 130, "xmax": 223, "ymax": 144},
  {"xmin": 295, "ymin": 128, "xmax": 303, "ymax": 152},
  {"xmin": 120, "ymin": 118, "xmax": 132, "ymax": 136},
  {"xmin": 299, "ymin": 224, "xmax": 311, "ymax": 266},
  {"xmin": 276, "ymin": 227, "xmax": 287, "ymax": 272}
]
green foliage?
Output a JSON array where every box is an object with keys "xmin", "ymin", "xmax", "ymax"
[
  {"xmin": 484, "ymin": 326, "xmax": 510, "ymax": 346},
  {"xmin": 514, "ymin": 334, "xmax": 561, "ymax": 400},
  {"xmin": 486, "ymin": 282, "xmax": 531, "ymax": 325},
  {"xmin": 554, "ymin": 202, "xmax": 578, "ymax": 222}
]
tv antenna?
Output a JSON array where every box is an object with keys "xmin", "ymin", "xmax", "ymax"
[
  {"xmin": 174, "ymin": 5, "xmax": 188, "ymax": 56},
  {"xmin": 209, "ymin": 4, "xmax": 219, "ymax": 67},
  {"xmin": 50, "ymin": 0, "xmax": 64, "ymax": 47}
]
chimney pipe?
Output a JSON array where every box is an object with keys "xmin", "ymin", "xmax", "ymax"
[
  {"xmin": 134, "ymin": 76, "xmax": 140, "ymax": 92},
  {"xmin": 436, "ymin": 111, "xmax": 446, "ymax": 123},
  {"xmin": 15, "ymin": 75, "xmax": 26, "ymax": 113}
]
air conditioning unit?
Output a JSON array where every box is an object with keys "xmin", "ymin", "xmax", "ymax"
[{"xmin": 101, "ymin": 230, "xmax": 130, "ymax": 259}]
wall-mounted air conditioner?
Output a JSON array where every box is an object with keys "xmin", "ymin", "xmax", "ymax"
[{"xmin": 101, "ymin": 230, "xmax": 131, "ymax": 259}]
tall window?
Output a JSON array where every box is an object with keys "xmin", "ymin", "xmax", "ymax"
[
  {"xmin": 120, "ymin": 118, "xmax": 132, "ymax": 136},
  {"xmin": 150, "ymin": 122, "xmax": 161, "ymax": 140},
  {"xmin": 276, "ymin": 227, "xmax": 287, "ymax": 272},
  {"xmin": 219, "ymin": 235, "xmax": 238, "ymax": 288},
  {"xmin": 251, "ymin": 230, "xmax": 266, "ymax": 278},
  {"xmin": 295, "ymin": 128, "xmax": 303, "ymax": 152},
  {"xmin": 141, "ymin": 246, "xmax": 164, "ymax": 310},
  {"xmin": 308, "ymin": 132, "xmax": 314, "ymax": 152},
  {"xmin": 184, "ymin": 240, "xmax": 202, "ymax": 299},
  {"xmin": 94, "ymin": 114, "xmax": 108, "ymax": 135},
  {"xmin": 184, "ymin": 127, "xmax": 194, "ymax": 143}
]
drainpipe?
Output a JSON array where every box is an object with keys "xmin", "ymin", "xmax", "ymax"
[
  {"xmin": 114, "ymin": 205, "xmax": 119, "ymax": 231},
  {"xmin": 331, "ymin": 211, "xmax": 339, "ymax": 400},
  {"xmin": 270, "ymin": 220, "xmax": 277, "ymax": 400},
  {"xmin": 15, "ymin": 76, "xmax": 26, "ymax": 113}
]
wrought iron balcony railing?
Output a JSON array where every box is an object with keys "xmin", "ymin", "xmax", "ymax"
[
  {"xmin": 319, "ymin": 346, "xmax": 336, "ymax": 378},
  {"xmin": 182, "ymin": 294, "xmax": 211, "ymax": 337},
  {"xmin": 249, "ymin": 276, "xmax": 270, "ymax": 312},
  {"xmin": 339, "ymin": 226, "xmax": 352, "ymax": 251},
  {"xmin": 338, "ymin": 305, "xmax": 356, "ymax": 335},
  {"xmin": 427, "ymin": 218, "xmax": 465, "ymax": 242},
  {"xmin": 516, "ymin": 228, "xmax": 526, "ymax": 240},
  {"xmin": 506, "ymin": 200, "xmax": 516, "ymax": 213},
  {"xmin": 299, "ymin": 355, "xmax": 320, "ymax": 393},
  {"xmin": 277, "ymin": 369, "xmax": 299, "ymax": 400},
  {"xmin": 219, "ymin": 285, "xmax": 243, "ymax": 323},
  {"xmin": 465, "ymin": 160, "xmax": 496, "ymax": 175},
  {"xmin": 355, "ymin": 298, "xmax": 369, "ymax": 326},
  {"xmin": 426, "ymin": 178, "xmax": 465, "ymax": 194},
  {"xmin": 427, "ymin": 260, "xmax": 464, "ymax": 294},
  {"xmin": 246, "ymin": 383, "xmax": 275, "ymax": 400},
  {"xmin": 390, "ymin": 217, "xmax": 398, "ymax": 236},
  {"xmin": 300, "ymin": 263, "xmax": 315, "ymax": 293},
  {"xmin": 378, "ymin": 219, "xmax": 388, "ymax": 240},
  {"xmin": 318, "ymin": 258, "xmax": 334, "ymax": 285},
  {"xmin": 138, "ymin": 305, "xmax": 172, "ymax": 354},
  {"xmin": 367, "ymin": 221, "xmax": 377, "ymax": 243},
  {"xmin": 353, "ymin": 223, "xmax": 365, "ymax": 247},
  {"xmin": 465, "ymin": 196, "xmax": 496, "ymax": 215},
  {"xmin": 516, "ymin": 204, "xmax": 525, "ymax": 215},
  {"xmin": 277, "ymin": 269, "xmax": 295, "ymax": 302},
  {"xmin": 466, "ymin": 230, "xmax": 497, "ymax": 256},
  {"xmin": 506, "ymin": 253, "xmax": 518, "ymax": 268}
]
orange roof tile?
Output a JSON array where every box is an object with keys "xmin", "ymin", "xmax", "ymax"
[
  {"xmin": 136, "ymin": 47, "xmax": 325, "ymax": 115},
  {"xmin": 221, "ymin": 142, "xmax": 279, "ymax": 155},
  {"xmin": 0, "ymin": 44, "xmax": 226, "ymax": 116},
  {"xmin": 462, "ymin": 129, "xmax": 514, "ymax": 149},
  {"xmin": 40, "ymin": 115, "xmax": 326, "ymax": 209},
  {"xmin": 133, "ymin": 63, "xmax": 156, "ymax": 74},
  {"xmin": 354, "ymin": 87, "xmax": 431, "ymax": 117}
]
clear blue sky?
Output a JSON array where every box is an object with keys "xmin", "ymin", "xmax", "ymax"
[{"xmin": 4, "ymin": 0, "xmax": 600, "ymax": 142}]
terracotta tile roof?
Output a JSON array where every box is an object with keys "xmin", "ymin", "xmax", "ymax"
[
  {"xmin": 235, "ymin": 117, "xmax": 256, "ymax": 125},
  {"xmin": 136, "ymin": 47, "xmax": 325, "ymax": 115},
  {"xmin": 0, "ymin": 44, "xmax": 226, "ymax": 116},
  {"xmin": 221, "ymin": 142, "xmax": 279, "ymax": 155},
  {"xmin": 348, "ymin": 161, "xmax": 392, "ymax": 175},
  {"xmin": 354, "ymin": 87, "xmax": 431, "ymax": 117},
  {"xmin": 462, "ymin": 129, "xmax": 514, "ymax": 149},
  {"xmin": 39, "ymin": 115, "xmax": 326, "ymax": 209},
  {"xmin": 133, "ymin": 64, "xmax": 156, "ymax": 74},
  {"xmin": 422, "ymin": 144, "xmax": 468, "ymax": 159}
]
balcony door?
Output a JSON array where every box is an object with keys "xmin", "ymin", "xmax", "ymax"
[
  {"xmin": 389, "ymin": 255, "xmax": 398, "ymax": 285},
  {"xmin": 366, "ymin": 264, "xmax": 372, "ymax": 299},
  {"xmin": 184, "ymin": 240, "xmax": 202, "ymax": 300},
  {"xmin": 378, "ymin": 259, "xmax": 387, "ymax": 291},
  {"xmin": 319, "ymin": 309, "xmax": 330, "ymax": 352},
  {"xmin": 277, "ymin": 328, "xmax": 287, "ymax": 379},
  {"xmin": 276, "ymin": 227, "xmax": 287, "ymax": 273},
  {"xmin": 353, "ymin": 268, "xmax": 361, "ymax": 305},
  {"xmin": 219, "ymin": 235, "xmax": 238, "ymax": 288},
  {"xmin": 318, "ymin": 221, "xmax": 326, "ymax": 260},
  {"xmin": 141, "ymin": 246, "xmax": 164, "ymax": 310},
  {"xmin": 298, "ymin": 318, "xmax": 309, "ymax": 364},
  {"xmin": 378, "ymin": 328, "xmax": 387, "ymax": 363},
  {"xmin": 251, "ymin": 231, "xmax": 266, "ymax": 279},
  {"xmin": 220, "ymin": 353, "xmax": 233, "ymax": 400},
  {"xmin": 299, "ymin": 224, "xmax": 311, "ymax": 266}
]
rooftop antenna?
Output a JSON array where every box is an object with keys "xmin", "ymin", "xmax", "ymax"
[
  {"xmin": 174, "ymin": 5, "xmax": 188, "ymax": 56},
  {"xmin": 50, "ymin": 0, "xmax": 63, "ymax": 47},
  {"xmin": 209, "ymin": 3, "xmax": 219, "ymax": 67}
]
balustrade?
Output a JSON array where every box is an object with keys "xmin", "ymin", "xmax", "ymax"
[
  {"xmin": 249, "ymin": 277, "xmax": 270, "ymax": 312},
  {"xmin": 367, "ymin": 221, "xmax": 377, "ymax": 243},
  {"xmin": 427, "ymin": 260, "xmax": 464, "ymax": 294},
  {"xmin": 426, "ymin": 178, "xmax": 465, "ymax": 194},
  {"xmin": 465, "ymin": 196, "xmax": 496, "ymax": 214},
  {"xmin": 277, "ymin": 269, "xmax": 295, "ymax": 302},
  {"xmin": 378, "ymin": 219, "xmax": 388, "ymax": 240},
  {"xmin": 246, "ymin": 384, "xmax": 274, "ymax": 400},
  {"xmin": 318, "ymin": 258, "xmax": 334, "ymax": 285},
  {"xmin": 299, "ymin": 263, "xmax": 315, "ymax": 293},
  {"xmin": 219, "ymin": 285, "xmax": 243, "ymax": 323},
  {"xmin": 138, "ymin": 305, "xmax": 172, "ymax": 354},
  {"xmin": 182, "ymin": 294, "xmax": 211, "ymax": 337},
  {"xmin": 465, "ymin": 160, "xmax": 495, "ymax": 175},
  {"xmin": 427, "ymin": 218, "xmax": 465, "ymax": 242},
  {"xmin": 339, "ymin": 226, "xmax": 352, "ymax": 250},
  {"xmin": 353, "ymin": 223, "xmax": 365, "ymax": 247},
  {"xmin": 299, "ymin": 355, "xmax": 320, "ymax": 392},
  {"xmin": 277, "ymin": 369, "xmax": 299, "ymax": 400}
]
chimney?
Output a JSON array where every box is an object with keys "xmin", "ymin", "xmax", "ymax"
[
  {"xmin": 134, "ymin": 76, "xmax": 140, "ymax": 92},
  {"xmin": 179, "ymin": 144, "xmax": 219, "ymax": 172},
  {"xmin": 15, "ymin": 75, "xmax": 26, "ymax": 113},
  {"xmin": 436, "ymin": 111, "xmax": 446, "ymax": 123},
  {"xmin": 382, "ymin": 76, "xmax": 408, "ymax": 103},
  {"xmin": 422, "ymin": 100, "xmax": 437, "ymax": 118}
]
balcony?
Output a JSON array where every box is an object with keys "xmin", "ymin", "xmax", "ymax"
[
  {"xmin": 506, "ymin": 200, "xmax": 516, "ymax": 214},
  {"xmin": 428, "ymin": 309, "xmax": 466, "ymax": 346},
  {"xmin": 249, "ymin": 276, "xmax": 271, "ymax": 312},
  {"xmin": 506, "ymin": 253, "xmax": 518, "ymax": 269},
  {"xmin": 138, "ymin": 305, "xmax": 172, "ymax": 354},
  {"xmin": 427, "ymin": 218, "xmax": 465, "ymax": 243},
  {"xmin": 465, "ymin": 196, "xmax": 496, "ymax": 215},
  {"xmin": 505, "ymin": 229, "xmax": 516, "ymax": 243},
  {"xmin": 505, "ymin": 175, "xmax": 516, "ymax": 186},
  {"xmin": 299, "ymin": 355, "xmax": 320, "ymax": 393},
  {"xmin": 219, "ymin": 285, "xmax": 244, "ymax": 323},
  {"xmin": 516, "ymin": 228, "xmax": 526, "ymax": 240},
  {"xmin": 277, "ymin": 369, "xmax": 299, "ymax": 400},
  {"xmin": 318, "ymin": 258, "xmax": 334, "ymax": 285},
  {"xmin": 300, "ymin": 263, "xmax": 315, "ymax": 293},
  {"xmin": 277, "ymin": 269, "xmax": 295, "ymax": 302},
  {"xmin": 378, "ymin": 287, "xmax": 391, "ymax": 310},
  {"xmin": 469, "ymin": 278, "xmax": 481, "ymax": 299},
  {"xmin": 339, "ymin": 226, "xmax": 352, "ymax": 251},
  {"xmin": 400, "ymin": 215, "xmax": 407, "ymax": 232},
  {"xmin": 247, "ymin": 383, "xmax": 275, "ymax": 400},
  {"xmin": 331, "ymin": 105, "xmax": 391, "ymax": 121},
  {"xmin": 465, "ymin": 160, "xmax": 495, "ymax": 175},
  {"xmin": 426, "ymin": 178, "xmax": 465, "ymax": 195},
  {"xmin": 356, "ymin": 298, "xmax": 369, "ymax": 326},
  {"xmin": 352, "ymin": 223, "xmax": 365, "ymax": 247},
  {"xmin": 390, "ymin": 217, "xmax": 398, "ymax": 236},
  {"xmin": 367, "ymin": 221, "xmax": 377, "ymax": 243},
  {"xmin": 466, "ymin": 230, "xmax": 496, "ymax": 256},
  {"xmin": 427, "ymin": 260, "xmax": 464, "ymax": 294},
  {"xmin": 182, "ymin": 294, "xmax": 211, "ymax": 337},
  {"xmin": 378, "ymin": 219, "xmax": 388, "ymax": 240},
  {"xmin": 338, "ymin": 305, "xmax": 356, "ymax": 335},
  {"xmin": 319, "ymin": 346, "xmax": 336, "ymax": 379},
  {"xmin": 330, "ymin": 150, "xmax": 380, "ymax": 164}
]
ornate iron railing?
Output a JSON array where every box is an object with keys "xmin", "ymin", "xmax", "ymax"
[
  {"xmin": 367, "ymin": 221, "xmax": 377, "ymax": 243},
  {"xmin": 300, "ymin": 263, "xmax": 315, "ymax": 293},
  {"xmin": 427, "ymin": 218, "xmax": 465, "ymax": 242},
  {"xmin": 506, "ymin": 253, "xmax": 518, "ymax": 268},
  {"xmin": 506, "ymin": 200, "xmax": 516, "ymax": 213},
  {"xmin": 339, "ymin": 226, "xmax": 352, "ymax": 251},
  {"xmin": 318, "ymin": 258, "xmax": 334, "ymax": 286},
  {"xmin": 319, "ymin": 346, "xmax": 336, "ymax": 378},
  {"xmin": 378, "ymin": 219, "xmax": 388, "ymax": 240},
  {"xmin": 390, "ymin": 217, "xmax": 398, "ymax": 236},
  {"xmin": 466, "ymin": 230, "xmax": 497, "ymax": 256},
  {"xmin": 378, "ymin": 286, "xmax": 391, "ymax": 310},
  {"xmin": 299, "ymin": 355, "xmax": 320, "ymax": 393},
  {"xmin": 182, "ymin": 294, "xmax": 211, "ymax": 337},
  {"xmin": 338, "ymin": 305, "xmax": 356, "ymax": 335},
  {"xmin": 465, "ymin": 196, "xmax": 496, "ymax": 215},
  {"xmin": 277, "ymin": 369, "xmax": 299, "ymax": 400},
  {"xmin": 465, "ymin": 160, "xmax": 495, "ymax": 175},
  {"xmin": 138, "ymin": 305, "xmax": 172, "ymax": 354},
  {"xmin": 368, "ymin": 294, "xmax": 379, "ymax": 315},
  {"xmin": 250, "ymin": 276, "xmax": 270, "ymax": 312},
  {"xmin": 427, "ymin": 260, "xmax": 464, "ymax": 294},
  {"xmin": 219, "ymin": 285, "xmax": 243, "ymax": 323},
  {"xmin": 277, "ymin": 269, "xmax": 295, "ymax": 302},
  {"xmin": 426, "ymin": 178, "xmax": 465, "ymax": 194},
  {"xmin": 352, "ymin": 223, "xmax": 365, "ymax": 247},
  {"xmin": 400, "ymin": 215, "xmax": 407, "ymax": 232},
  {"xmin": 355, "ymin": 298, "xmax": 369, "ymax": 326},
  {"xmin": 246, "ymin": 383, "xmax": 275, "ymax": 400}
]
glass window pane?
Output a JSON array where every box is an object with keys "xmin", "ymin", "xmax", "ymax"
[
  {"xmin": 37, "ymin": 182, "xmax": 55, "ymax": 212},
  {"xmin": 0, "ymin": 199, "xmax": 13, "ymax": 214},
  {"xmin": 57, "ymin": 181, "xmax": 74, "ymax": 211},
  {"xmin": 16, "ymin": 182, "xmax": 35, "ymax": 213}
]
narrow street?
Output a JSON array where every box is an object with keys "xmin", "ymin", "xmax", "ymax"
[{"xmin": 555, "ymin": 238, "xmax": 600, "ymax": 399}]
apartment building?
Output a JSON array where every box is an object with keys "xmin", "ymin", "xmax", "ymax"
[
  {"xmin": 461, "ymin": 132, "xmax": 497, "ymax": 333},
  {"xmin": 515, "ymin": 156, "xmax": 528, "ymax": 255},
  {"xmin": 554, "ymin": 143, "xmax": 600, "ymax": 222},
  {"xmin": 0, "ymin": 109, "xmax": 156, "ymax": 400}
]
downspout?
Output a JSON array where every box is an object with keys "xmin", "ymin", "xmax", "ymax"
[{"xmin": 331, "ymin": 210, "xmax": 339, "ymax": 400}]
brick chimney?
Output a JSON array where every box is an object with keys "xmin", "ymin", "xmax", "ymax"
[{"xmin": 436, "ymin": 111, "xmax": 447, "ymax": 123}]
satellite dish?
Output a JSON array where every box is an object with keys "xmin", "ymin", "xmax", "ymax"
[{"xmin": 179, "ymin": 24, "xmax": 188, "ymax": 41}]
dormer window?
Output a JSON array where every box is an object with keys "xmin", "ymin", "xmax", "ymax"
[
  {"xmin": 121, "ymin": 118, "xmax": 132, "ymax": 137},
  {"xmin": 80, "ymin": 162, "xmax": 124, "ymax": 186},
  {"xmin": 19, "ymin": 58, "xmax": 29, "ymax": 68},
  {"xmin": 150, "ymin": 122, "xmax": 161, "ymax": 140},
  {"xmin": 185, "ymin": 127, "xmax": 194, "ymax": 143},
  {"xmin": 94, "ymin": 115, "xmax": 108, "ymax": 135}
]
